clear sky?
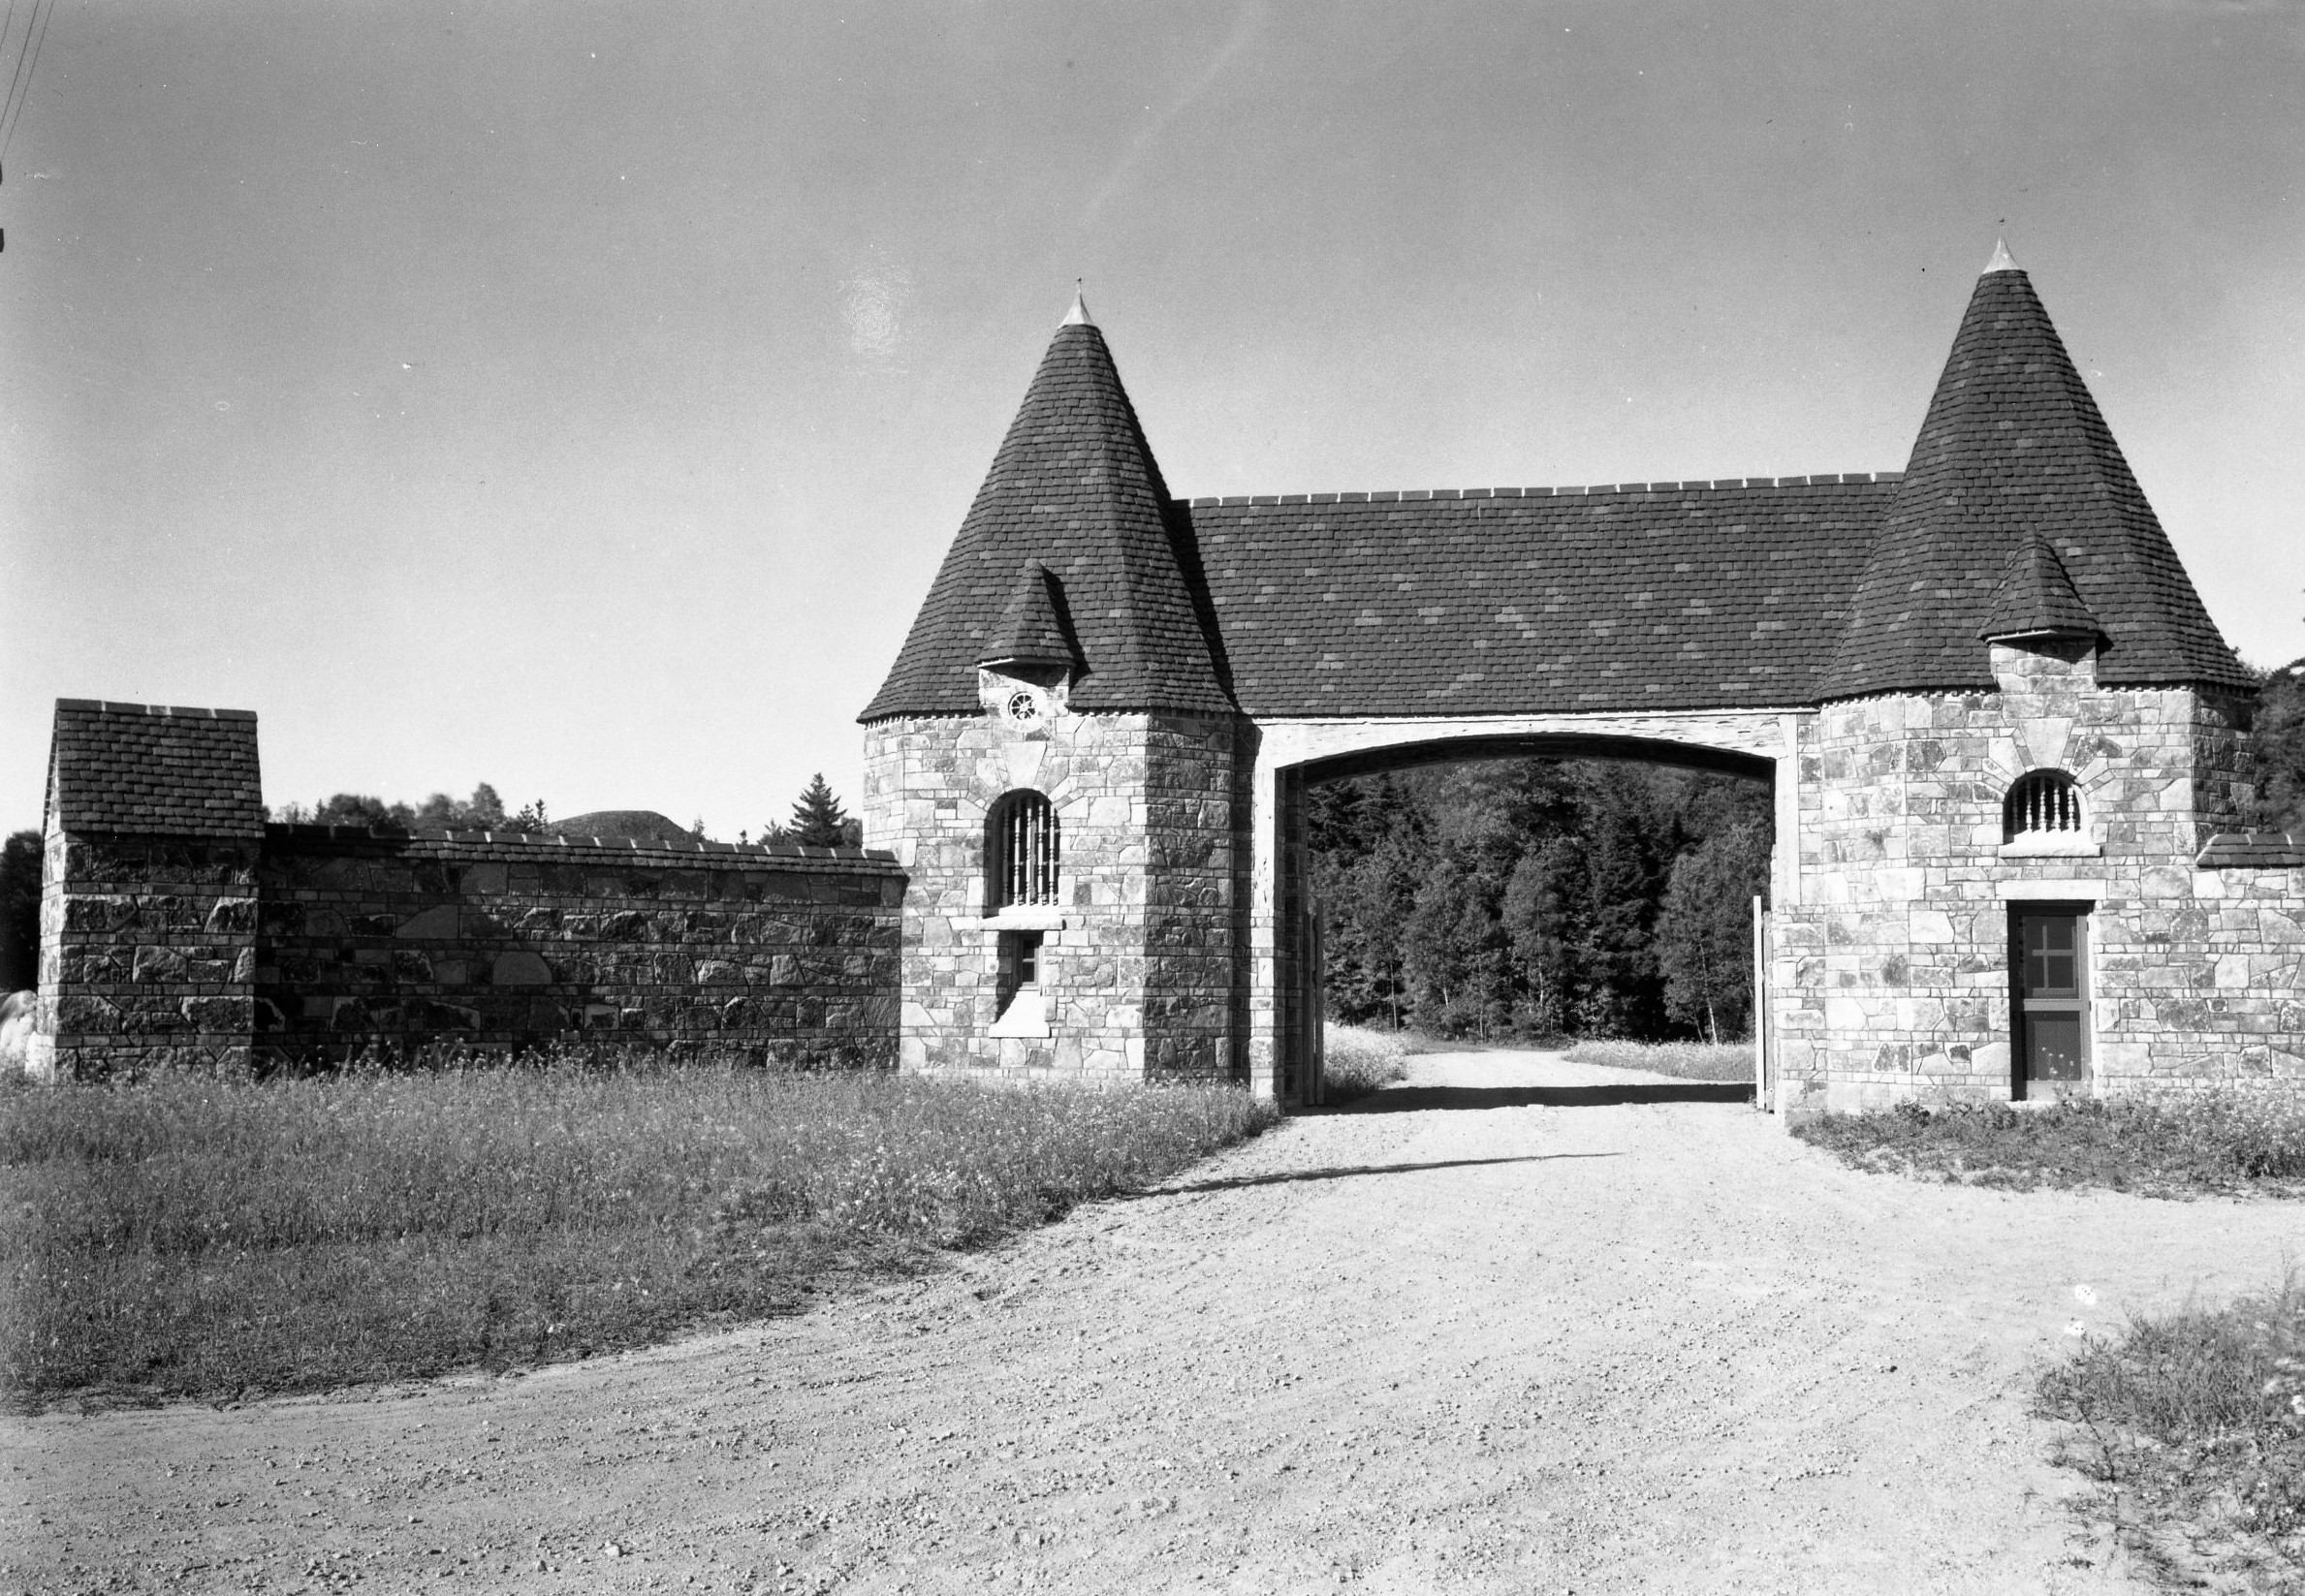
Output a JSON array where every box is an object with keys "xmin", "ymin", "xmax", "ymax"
[{"xmin": 3, "ymin": 0, "xmax": 2300, "ymax": 839}]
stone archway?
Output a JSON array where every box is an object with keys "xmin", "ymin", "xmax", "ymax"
[{"xmin": 1244, "ymin": 709, "xmax": 1798, "ymax": 1102}]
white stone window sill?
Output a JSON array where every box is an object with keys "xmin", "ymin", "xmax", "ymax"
[
  {"xmin": 989, "ymin": 986, "xmax": 1051, "ymax": 1039},
  {"xmin": 1999, "ymin": 835, "xmax": 2100, "ymax": 860},
  {"xmin": 976, "ymin": 906, "xmax": 1070, "ymax": 930}
]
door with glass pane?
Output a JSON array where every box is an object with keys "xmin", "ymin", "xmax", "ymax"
[{"xmin": 2010, "ymin": 907, "xmax": 2089, "ymax": 1097}]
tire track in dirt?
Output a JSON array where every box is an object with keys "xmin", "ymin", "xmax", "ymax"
[{"xmin": 7, "ymin": 1049, "xmax": 2296, "ymax": 1594}]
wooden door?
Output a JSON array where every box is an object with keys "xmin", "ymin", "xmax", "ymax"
[{"xmin": 2011, "ymin": 907, "xmax": 2089, "ymax": 1097}]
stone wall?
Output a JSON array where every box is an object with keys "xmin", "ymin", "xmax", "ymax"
[
  {"xmin": 34, "ymin": 830, "xmax": 262, "ymax": 1080},
  {"xmin": 862, "ymin": 678, "xmax": 1243, "ymax": 1084},
  {"xmin": 253, "ymin": 827, "xmax": 903, "ymax": 1067},
  {"xmin": 1774, "ymin": 638, "xmax": 2302, "ymax": 1111}
]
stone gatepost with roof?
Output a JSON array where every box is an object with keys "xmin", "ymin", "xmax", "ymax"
[
  {"xmin": 28, "ymin": 701, "xmax": 266, "ymax": 1080},
  {"xmin": 865, "ymin": 249, "xmax": 2305, "ymax": 1109}
]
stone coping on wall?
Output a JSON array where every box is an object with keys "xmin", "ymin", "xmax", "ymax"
[
  {"xmin": 263, "ymin": 823, "xmax": 899, "ymax": 867},
  {"xmin": 2194, "ymin": 831, "xmax": 2305, "ymax": 869}
]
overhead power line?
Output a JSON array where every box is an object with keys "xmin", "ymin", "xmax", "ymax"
[{"xmin": 0, "ymin": 0, "xmax": 57, "ymax": 169}]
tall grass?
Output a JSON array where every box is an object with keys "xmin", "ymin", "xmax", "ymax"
[
  {"xmin": 1322, "ymin": 1024, "xmax": 1410, "ymax": 1101},
  {"xmin": 2037, "ymin": 1276, "xmax": 2305, "ymax": 1585},
  {"xmin": 0, "ymin": 1058, "xmax": 1276, "ymax": 1402},
  {"xmin": 1794, "ymin": 1094, "xmax": 2305, "ymax": 1196},
  {"xmin": 1561, "ymin": 1038, "xmax": 1755, "ymax": 1082}
]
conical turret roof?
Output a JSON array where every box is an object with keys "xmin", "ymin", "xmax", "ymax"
[
  {"xmin": 1976, "ymin": 535, "xmax": 2102, "ymax": 642},
  {"xmin": 861, "ymin": 311, "xmax": 1232, "ymax": 720},
  {"xmin": 1816, "ymin": 255, "xmax": 2250, "ymax": 698}
]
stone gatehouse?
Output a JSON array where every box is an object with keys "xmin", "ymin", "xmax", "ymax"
[{"xmin": 862, "ymin": 247, "xmax": 2305, "ymax": 1111}]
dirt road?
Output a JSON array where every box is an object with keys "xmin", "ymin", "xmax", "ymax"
[{"xmin": 9, "ymin": 1048, "xmax": 2299, "ymax": 1594}]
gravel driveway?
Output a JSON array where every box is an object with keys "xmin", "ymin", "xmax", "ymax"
[{"xmin": 9, "ymin": 1048, "xmax": 2297, "ymax": 1594}]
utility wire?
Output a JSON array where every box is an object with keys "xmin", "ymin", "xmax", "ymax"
[
  {"xmin": 0, "ymin": 0, "xmax": 56, "ymax": 167},
  {"xmin": 0, "ymin": 0, "xmax": 30, "ymax": 168}
]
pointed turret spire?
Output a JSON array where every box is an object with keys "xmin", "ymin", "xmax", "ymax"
[
  {"xmin": 1976, "ymin": 535, "xmax": 2102, "ymax": 642},
  {"xmin": 1816, "ymin": 259, "xmax": 2250, "ymax": 698},
  {"xmin": 862, "ymin": 310, "xmax": 1231, "ymax": 720},
  {"xmin": 1982, "ymin": 235, "xmax": 2018, "ymax": 274},
  {"xmin": 1061, "ymin": 281, "xmax": 1094, "ymax": 328}
]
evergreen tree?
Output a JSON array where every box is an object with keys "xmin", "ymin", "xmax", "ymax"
[
  {"xmin": 1502, "ymin": 837, "xmax": 1581, "ymax": 1034},
  {"xmin": 1572, "ymin": 767, "xmax": 1672, "ymax": 1037},
  {"xmin": 1, "ymin": 829, "xmax": 41, "ymax": 992},
  {"xmin": 785, "ymin": 774, "xmax": 856, "ymax": 847},
  {"xmin": 1658, "ymin": 823, "xmax": 1773, "ymax": 1042},
  {"xmin": 2242, "ymin": 658, "xmax": 2305, "ymax": 831}
]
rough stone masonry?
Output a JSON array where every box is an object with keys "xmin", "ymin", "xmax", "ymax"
[{"xmin": 27, "ymin": 700, "xmax": 902, "ymax": 1079}]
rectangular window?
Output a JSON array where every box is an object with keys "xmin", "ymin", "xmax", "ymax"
[{"xmin": 2010, "ymin": 907, "xmax": 2089, "ymax": 1096}]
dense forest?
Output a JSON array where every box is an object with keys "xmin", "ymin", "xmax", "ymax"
[{"xmin": 1308, "ymin": 760, "xmax": 1774, "ymax": 1044}]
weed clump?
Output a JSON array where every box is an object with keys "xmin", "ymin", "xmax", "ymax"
[
  {"xmin": 1322, "ymin": 1024, "xmax": 1410, "ymax": 1101},
  {"xmin": 2037, "ymin": 1276, "xmax": 2305, "ymax": 1585},
  {"xmin": 0, "ymin": 1055, "xmax": 1277, "ymax": 1403},
  {"xmin": 1794, "ymin": 1093, "xmax": 2305, "ymax": 1197},
  {"xmin": 1562, "ymin": 1038, "xmax": 1755, "ymax": 1083}
]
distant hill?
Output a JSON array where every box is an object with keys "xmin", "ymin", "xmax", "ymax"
[{"xmin": 553, "ymin": 810, "xmax": 698, "ymax": 844}]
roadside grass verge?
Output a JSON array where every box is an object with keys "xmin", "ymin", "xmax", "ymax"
[
  {"xmin": 1792, "ymin": 1094, "xmax": 2305, "ymax": 1197},
  {"xmin": 2037, "ymin": 1276, "xmax": 2305, "ymax": 1587},
  {"xmin": 1322, "ymin": 1024, "xmax": 1411, "ymax": 1101},
  {"xmin": 1561, "ymin": 1038, "xmax": 1755, "ymax": 1083},
  {"xmin": 0, "ymin": 1056, "xmax": 1276, "ymax": 1405}
]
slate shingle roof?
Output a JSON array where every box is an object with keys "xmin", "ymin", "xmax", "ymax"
[
  {"xmin": 47, "ymin": 699, "xmax": 264, "ymax": 838},
  {"xmin": 1816, "ymin": 266, "xmax": 2249, "ymax": 698},
  {"xmin": 860, "ymin": 322, "xmax": 1232, "ymax": 720},
  {"xmin": 866, "ymin": 267, "xmax": 2250, "ymax": 723},
  {"xmin": 1185, "ymin": 480, "xmax": 1889, "ymax": 716},
  {"xmin": 1976, "ymin": 535, "xmax": 2103, "ymax": 641}
]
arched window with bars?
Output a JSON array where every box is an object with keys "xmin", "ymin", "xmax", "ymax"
[
  {"xmin": 2004, "ymin": 769, "xmax": 2084, "ymax": 844},
  {"xmin": 987, "ymin": 790, "xmax": 1059, "ymax": 910}
]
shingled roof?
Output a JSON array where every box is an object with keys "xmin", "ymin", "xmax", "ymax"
[
  {"xmin": 1186, "ymin": 479, "xmax": 1888, "ymax": 716},
  {"xmin": 860, "ymin": 303, "xmax": 1232, "ymax": 720},
  {"xmin": 1816, "ymin": 253, "xmax": 2249, "ymax": 698},
  {"xmin": 868, "ymin": 258, "xmax": 2248, "ymax": 725},
  {"xmin": 46, "ymin": 699, "xmax": 265, "ymax": 838}
]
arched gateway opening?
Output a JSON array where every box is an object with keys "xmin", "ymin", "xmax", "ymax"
[
  {"xmin": 1252, "ymin": 722, "xmax": 1788, "ymax": 1106},
  {"xmin": 862, "ymin": 263, "xmax": 2283, "ymax": 1114}
]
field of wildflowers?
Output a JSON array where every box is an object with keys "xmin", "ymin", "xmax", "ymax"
[
  {"xmin": 1793, "ymin": 1092, "xmax": 2305, "ymax": 1196},
  {"xmin": 1560, "ymin": 1038, "xmax": 1756, "ymax": 1082},
  {"xmin": 0, "ymin": 1055, "xmax": 1276, "ymax": 1403},
  {"xmin": 2037, "ymin": 1274, "xmax": 2305, "ymax": 1585}
]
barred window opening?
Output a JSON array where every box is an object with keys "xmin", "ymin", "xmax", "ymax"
[
  {"xmin": 2005, "ymin": 770, "xmax": 2083, "ymax": 842},
  {"xmin": 989, "ymin": 791, "xmax": 1059, "ymax": 909}
]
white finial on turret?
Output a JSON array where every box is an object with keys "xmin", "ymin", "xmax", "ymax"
[
  {"xmin": 1983, "ymin": 236, "xmax": 2020, "ymax": 274},
  {"xmin": 1061, "ymin": 280, "xmax": 1093, "ymax": 327}
]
